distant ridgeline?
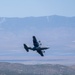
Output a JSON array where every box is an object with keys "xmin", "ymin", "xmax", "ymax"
[{"xmin": 0, "ymin": 15, "xmax": 75, "ymax": 31}]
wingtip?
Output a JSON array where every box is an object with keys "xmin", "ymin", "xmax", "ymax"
[{"xmin": 33, "ymin": 36, "xmax": 35, "ymax": 38}]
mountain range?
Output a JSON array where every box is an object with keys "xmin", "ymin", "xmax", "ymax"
[
  {"xmin": 0, "ymin": 15, "xmax": 75, "ymax": 32},
  {"xmin": 0, "ymin": 62, "xmax": 75, "ymax": 75}
]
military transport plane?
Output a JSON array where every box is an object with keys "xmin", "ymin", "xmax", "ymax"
[{"xmin": 23, "ymin": 36, "xmax": 49, "ymax": 56}]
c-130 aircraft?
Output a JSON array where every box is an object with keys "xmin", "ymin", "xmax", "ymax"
[{"xmin": 23, "ymin": 36, "xmax": 49, "ymax": 56}]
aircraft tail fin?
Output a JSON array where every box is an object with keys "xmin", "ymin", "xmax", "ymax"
[{"xmin": 23, "ymin": 44, "xmax": 29, "ymax": 52}]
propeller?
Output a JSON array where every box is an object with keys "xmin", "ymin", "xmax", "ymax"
[
  {"xmin": 39, "ymin": 41, "xmax": 42, "ymax": 46},
  {"xmin": 43, "ymin": 51, "xmax": 45, "ymax": 53}
]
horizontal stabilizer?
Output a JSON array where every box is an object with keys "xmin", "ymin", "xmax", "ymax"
[{"xmin": 23, "ymin": 44, "xmax": 29, "ymax": 52}]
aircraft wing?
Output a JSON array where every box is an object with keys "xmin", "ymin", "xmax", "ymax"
[
  {"xmin": 33, "ymin": 36, "xmax": 39, "ymax": 47},
  {"xmin": 37, "ymin": 50, "xmax": 44, "ymax": 56}
]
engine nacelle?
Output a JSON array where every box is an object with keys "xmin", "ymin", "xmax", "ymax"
[{"xmin": 43, "ymin": 51, "xmax": 45, "ymax": 53}]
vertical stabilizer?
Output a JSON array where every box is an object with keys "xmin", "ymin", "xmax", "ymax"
[{"xmin": 23, "ymin": 44, "xmax": 29, "ymax": 52}]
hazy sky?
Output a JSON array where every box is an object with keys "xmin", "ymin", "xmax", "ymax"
[{"xmin": 0, "ymin": 0, "xmax": 75, "ymax": 17}]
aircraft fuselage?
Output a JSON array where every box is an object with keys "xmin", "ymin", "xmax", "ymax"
[{"xmin": 29, "ymin": 47, "xmax": 48, "ymax": 51}]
